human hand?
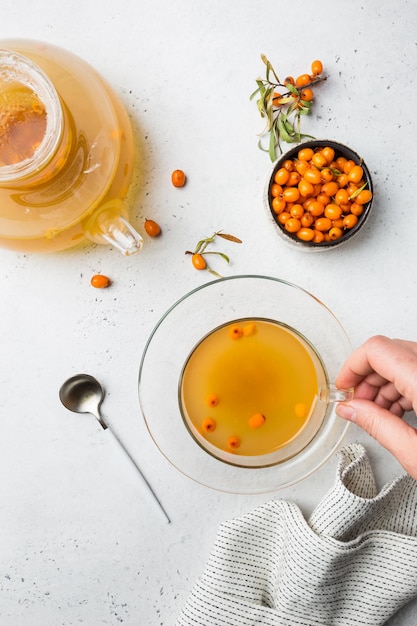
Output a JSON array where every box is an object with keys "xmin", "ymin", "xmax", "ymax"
[{"xmin": 335, "ymin": 335, "xmax": 417, "ymax": 479}]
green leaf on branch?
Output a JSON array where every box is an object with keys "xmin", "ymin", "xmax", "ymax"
[{"xmin": 252, "ymin": 54, "xmax": 327, "ymax": 161}]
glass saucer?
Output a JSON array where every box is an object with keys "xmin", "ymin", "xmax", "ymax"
[{"xmin": 138, "ymin": 275, "xmax": 351, "ymax": 494}]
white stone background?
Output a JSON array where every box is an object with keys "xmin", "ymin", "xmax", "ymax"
[{"xmin": 1, "ymin": 1, "xmax": 417, "ymax": 624}]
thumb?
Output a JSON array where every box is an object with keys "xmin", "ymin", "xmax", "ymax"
[{"xmin": 336, "ymin": 399, "xmax": 417, "ymax": 478}]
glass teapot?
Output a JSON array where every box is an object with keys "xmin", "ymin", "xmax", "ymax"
[{"xmin": 0, "ymin": 39, "xmax": 143, "ymax": 255}]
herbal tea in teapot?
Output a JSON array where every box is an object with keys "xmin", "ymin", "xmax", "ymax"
[{"xmin": 0, "ymin": 40, "xmax": 142, "ymax": 255}]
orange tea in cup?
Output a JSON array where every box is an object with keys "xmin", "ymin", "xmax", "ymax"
[{"xmin": 179, "ymin": 318, "xmax": 329, "ymax": 465}]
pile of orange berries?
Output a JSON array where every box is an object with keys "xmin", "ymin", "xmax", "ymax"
[{"xmin": 270, "ymin": 145, "xmax": 373, "ymax": 243}]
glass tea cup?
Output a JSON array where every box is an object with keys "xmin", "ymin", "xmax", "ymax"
[
  {"xmin": 178, "ymin": 317, "xmax": 353, "ymax": 469},
  {"xmin": 139, "ymin": 275, "xmax": 353, "ymax": 493}
]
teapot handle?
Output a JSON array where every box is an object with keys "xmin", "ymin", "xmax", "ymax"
[{"xmin": 83, "ymin": 199, "xmax": 143, "ymax": 256}]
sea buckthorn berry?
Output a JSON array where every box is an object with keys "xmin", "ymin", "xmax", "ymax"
[
  {"xmin": 271, "ymin": 183, "xmax": 283, "ymax": 197},
  {"xmin": 346, "ymin": 183, "xmax": 358, "ymax": 197},
  {"xmin": 144, "ymin": 219, "xmax": 161, "ymax": 237},
  {"xmin": 229, "ymin": 325, "xmax": 243, "ymax": 339},
  {"xmin": 348, "ymin": 165, "xmax": 364, "ymax": 183},
  {"xmin": 274, "ymin": 168, "xmax": 290, "ymax": 185},
  {"xmin": 321, "ymin": 181, "xmax": 339, "ymax": 197},
  {"xmin": 335, "ymin": 189, "xmax": 349, "ymax": 206},
  {"xmin": 343, "ymin": 214, "xmax": 359, "ymax": 229},
  {"xmin": 295, "ymin": 73, "xmax": 311, "ymax": 87},
  {"xmin": 311, "ymin": 151, "xmax": 327, "ymax": 168},
  {"xmin": 282, "ymin": 159, "xmax": 294, "ymax": 171},
  {"xmin": 91, "ymin": 274, "xmax": 111, "ymax": 288},
  {"xmin": 320, "ymin": 168, "xmax": 334, "ymax": 183},
  {"xmin": 303, "ymin": 167, "xmax": 322, "ymax": 185},
  {"xmin": 315, "ymin": 217, "xmax": 332, "ymax": 232},
  {"xmin": 248, "ymin": 413, "xmax": 266, "ymax": 429},
  {"xmin": 285, "ymin": 217, "xmax": 301, "ymax": 233},
  {"xmin": 298, "ymin": 178, "xmax": 314, "ymax": 197},
  {"xmin": 202, "ymin": 418, "xmax": 216, "ymax": 432},
  {"xmin": 356, "ymin": 189, "xmax": 373, "ymax": 205},
  {"xmin": 301, "ymin": 212, "xmax": 314, "ymax": 227},
  {"xmin": 329, "ymin": 227, "xmax": 343, "ymax": 240},
  {"xmin": 294, "ymin": 160, "xmax": 308, "ymax": 176},
  {"xmin": 287, "ymin": 171, "xmax": 301, "ymax": 186},
  {"xmin": 277, "ymin": 211, "xmax": 291, "ymax": 224},
  {"xmin": 321, "ymin": 146, "xmax": 335, "ymax": 164},
  {"xmin": 300, "ymin": 88, "xmax": 314, "ymax": 102},
  {"xmin": 272, "ymin": 92, "xmax": 282, "ymax": 106},
  {"xmin": 313, "ymin": 229, "xmax": 324, "ymax": 243},
  {"xmin": 324, "ymin": 204, "xmax": 342, "ymax": 220},
  {"xmin": 227, "ymin": 436, "xmax": 241, "ymax": 450},
  {"xmin": 351, "ymin": 202, "xmax": 364, "ymax": 216},
  {"xmin": 296, "ymin": 227, "xmax": 315, "ymax": 241},
  {"xmin": 282, "ymin": 187, "xmax": 300, "ymax": 203},
  {"xmin": 343, "ymin": 159, "xmax": 356, "ymax": 174},
  {"xmin": 338, "ymin": 202, "xmax": 351, "ymax": 214},
  {"xmin": 295, "ymin": 403, "xmax": 307, "ymax": 418},
  {"xmin": 272, "ymin": 197, "xmax": 286, "ymax": 214},
  {"xmin": 290, "ymin": 204, "xmax": 304, "ymax": 219},
  {"xmin": 206, "ymin": 393, "xmax": 219, "ymax": 407},
  {"xmin": 243, "ymin": 322, "xmax": 257, "ymax": 336},
  {"xmin": 332, "ymin": 218, "xmax": 344, "ymax": 229},
  {"xmin": 336, "ymin": 157, "xmax": 347, "ymax": 171},
  {"xmin": 337, "ymin": 173, "xmax": 349, "ymax": 188},
  {"xmin": 171, "ymin": 169, "xmax": 186, "ymax": 187},
  {"xmin": 308, "ymin": 200, "xmax": 325, "ymax": 217},
  {"xmin": 316, "ymin": 193, "xmax": 331, "ymax": 206},
  {"xmin": 284, "ymin": 76, "xmax": 295, "ymax": 86},
  {"xmin": 311, "ymin": 60, "xmax": 323, "ymax": 76},
  {"xmin": 302, "ymin": 197, "xmax": 314, "ymax": 210},
  {"xmin": 298, "ymin": 147, "xmax": 314, "ymax": 161},
  {"xmin": 192, "ymin": 253, "xmax": 207, "ymax": 270}
]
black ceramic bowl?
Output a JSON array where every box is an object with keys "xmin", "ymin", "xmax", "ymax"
[{"xmin": 266, "ymin": 140, "xmax": 373, "ymax": 250}]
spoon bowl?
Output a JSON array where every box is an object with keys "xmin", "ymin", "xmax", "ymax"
[{"xmin": 59, "ymin": 373, "xmax": 107, "ymax": 429}]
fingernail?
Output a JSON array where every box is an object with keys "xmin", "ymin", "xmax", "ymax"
[{"xmin": 336, "ymin": 403, "xmax": 356, "ymax": 422}]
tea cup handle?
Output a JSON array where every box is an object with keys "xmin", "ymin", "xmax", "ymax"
[{"xmin": 319, "ymin": 384, "xmax": 354, "ymax": 404}]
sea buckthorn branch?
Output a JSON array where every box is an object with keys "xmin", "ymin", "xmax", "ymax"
[
  {"xmin": 250, "ymin": 54, "xmax": 327, "ymax": 161},
  {"xmin": 185, "ymin": 231, "xmax": 242, "ymax": 277}
]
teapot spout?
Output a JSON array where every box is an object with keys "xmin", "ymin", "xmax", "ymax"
[{"xmin": 83, "ymin": 199, "xmax": 143, "ymax": 256}]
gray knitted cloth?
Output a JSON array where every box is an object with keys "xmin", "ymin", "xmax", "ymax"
[{"xmin": 176, "ymin": 443, "xmax": 417, "ymax": 626}]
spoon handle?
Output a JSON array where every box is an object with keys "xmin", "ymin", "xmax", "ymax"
[{"xmin": 107, "ymin": 427, "xmax": 171, "ymax": 524}]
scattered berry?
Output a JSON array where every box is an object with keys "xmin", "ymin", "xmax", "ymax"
[
  {"xmin": 191, "ymin": 253, "xmax": 207, "ymax": 270},
  {"xmin": 90, "ymin": 274, "xmax": 111, "ymax": 288},
  {"xmin": 171, "ymin": 169, "xmax": 186, "ymax": 187},
  {"xmin": 227, "ymin": 436, "xmax": 241, "ymax": 450},
  {"xmin": 228, "ymin": 325, "xmax": 243, "ymax": 340},
  {"xmin": 206, "ymin": 393, "xmax": 219, "ymax": 407},
  {"xmin": 248, "ymin": 413, "xmax": 266, "ymax": 429},
  {"xmin": 144, "ymin": 219, "xmax": 161, "ymax": 237},
  {"xmin": 202, "ymin": 418, "xmax": 216, "ymax": 433}
]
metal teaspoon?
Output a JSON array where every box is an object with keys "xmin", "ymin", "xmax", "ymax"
[{"xmin": 59, "ymin": 373, "xmax": 170, "ymax": 524}]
